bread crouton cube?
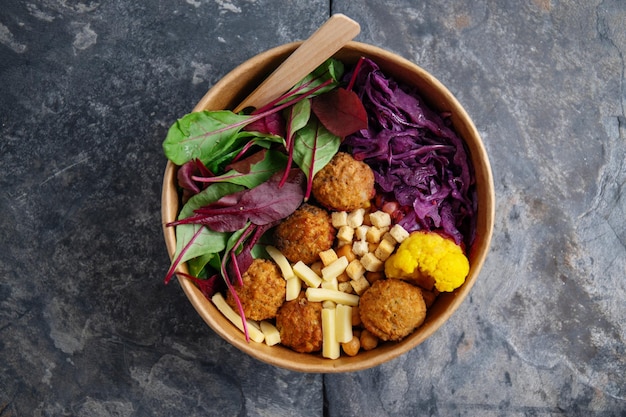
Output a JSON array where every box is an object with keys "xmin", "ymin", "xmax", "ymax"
[
  {"xmin": 360, "ymin": 252, "xmax": 384, "ymax": 272},
  {"xmin": 336, "ymin": 239, "xmax": 350, "ymax": 248},
  {"xmin": 338, "ymin": 281, "xmax": 354, "ymax": 294},
  {"xmin": 389, "ymin": 224, "xmax": 410, "ymax": 243},
  {"xmin": 354, "ymin": 225, "xmax": 370, "ymax": 241},
  {"xmin": 369, "ymin": 211, "xmax": 392, "ymax": 228},
  {"xmin": 336, "ymin": 225, "xmax": 354, "ymax": 242},
  {"xmin": 350, "ymin": 276, "xmax": 371, "ymax": 295},
  {"xmin": 366, "ymin": 226, "xmax": 388, "ymax": 244},
  {"xmin": 318, "ymin": 248, "xmax": 338, "ymax": 266},
  {"xmin": 345, "ymin": 259, "xmax": 366, "ymax": 281},
  {"xmin": 331, "ymin": 211, "xmax": 348, "ymax": 228},
  {"xmin": 381, "ymin": 232, "xmax": 396, "ymax": 245},
  {"xmin": 374, "ymin": 239, "xmax": 395, "ymax": 261},
  {"xmin": 346, "ymin": 209, "xmax": 365, "ymax": 228},
  {"xmin": 352, "ymin": 240, "xmax": 369, "ymax": 257}
]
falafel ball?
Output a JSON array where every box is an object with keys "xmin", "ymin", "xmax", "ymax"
[
  {"xmin": 273, "ymin": 203, "xmax": 335, "ymax": 265},
  {"xmin": 312, "ymin": 152, "xmax": 375, "ymax": 211},
  {"xmin": 359, "ymin": 279, "xmax": 427, "ymax": 341},
  {"xmin": 225, "ymin": 258, "xmax": 286, "ymax": 321},
  {"xmin": 275, "ymin": 292, "xmax": 323, "ymax": 353}
]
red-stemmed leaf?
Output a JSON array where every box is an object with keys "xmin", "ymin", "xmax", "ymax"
[
  {"xmin": 243, "ymin": 111, "xmax": 286, "ymax": 137},
  {"xmin": 311, "ymin": 88, "xmax": 368, "ymax": 137},
  {"xmin": 168, "ymin": 170, "xmax": 305, "ymax": 232},
  {"xmin": 177, "ymin": 272, "xmax": 222, "ymax": 299}
]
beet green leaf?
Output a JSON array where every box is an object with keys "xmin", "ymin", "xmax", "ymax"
[
  {"xmin": 163, "ymin": 110, "xmax": 252, "ymax": 166},
  {"xmin": 193, "ymin": 149, "xmax": 287, "ymax": 189},
  {"xmin": 292, "ymin": 117, "xmax": 341, "ymax": 199},
  {"xmin": 164, "ymin": 182, "xmax": 245, "ymax": 284},
  {"xmin": 177, "ymin": 171, "xmax": 305, "ymax": 232}
]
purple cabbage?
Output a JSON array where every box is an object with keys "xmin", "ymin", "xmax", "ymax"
[{"xmin": 343, "ymin": 58, "xmax": 476, "ymax": 247}]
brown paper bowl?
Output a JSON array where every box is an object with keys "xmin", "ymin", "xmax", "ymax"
[{"xmin": 161, "ymin": 41, "xmax": 495, "ymax": 373}]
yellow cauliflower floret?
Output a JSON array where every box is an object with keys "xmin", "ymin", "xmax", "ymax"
[{"xmin": 384, "ymin": 231, "xmax": 469, "ymax": 292}]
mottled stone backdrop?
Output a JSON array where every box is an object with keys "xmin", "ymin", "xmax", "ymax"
[{"xmin": 1, "ymin": 1, "xmax": 624, "ymax": 416}]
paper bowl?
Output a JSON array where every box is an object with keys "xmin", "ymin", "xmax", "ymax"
[{"xmin": 162, "ymin": 41, "xmax": 495, "ymax": 373}]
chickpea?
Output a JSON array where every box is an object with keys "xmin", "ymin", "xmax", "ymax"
[
  {"xmin": 335, "ymin": 244, "xmax": 356, "ymax": 263},
  {"xmin": 309, "ymin": 261, "xmax": 323, "ymax": 276},
  {"xmin": 341, "ymin": 336, "xmax": 361, "ymax": 357},
  {"xmin": 337, "ymin": 271, "xmax": 350, "ymax": 283},
  {"xmin": 366, "ymin": 271, "xmax": 384, "ymax": 285},
  {"xmin": 360, "ymin": 329, "xmax": 379, "ymax": 351}
]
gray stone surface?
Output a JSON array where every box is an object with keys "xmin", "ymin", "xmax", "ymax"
[{"xmin": 1, "ymin": 1, "xmax": 624, "ymax": 416}]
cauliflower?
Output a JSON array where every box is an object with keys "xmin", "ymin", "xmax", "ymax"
[{"xmin": 384, "ymin": 231, "xmax": 469, "ymax": 292}]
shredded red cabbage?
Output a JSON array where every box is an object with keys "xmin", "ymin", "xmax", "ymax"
[{"xmin": 342, "ymin": 58, "xmax": 476, "ymax": 248}]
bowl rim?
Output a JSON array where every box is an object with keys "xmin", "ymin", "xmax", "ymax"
[{"xmin": 161, "ymin": 40, "xmax": 495, "ymax": 373}]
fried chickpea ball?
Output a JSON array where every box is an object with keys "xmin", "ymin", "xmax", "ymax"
[
  {"xmin": 359, "ymin": 279, "xmax": 427, "ymax": 342},
  {"xmin": 312, "ymin": 152, "xmax": 375, "ymax": 211},
  {"xmin": 275, "ymin": 292, "xmax": 323, "ymax": 353},
  {"xmin": 273, "ymin": 203, "xmax": 335, "ymax": 265},
  {"xmin": 225, "ymin": 258, "xmax": 286, "ymax": 321}
]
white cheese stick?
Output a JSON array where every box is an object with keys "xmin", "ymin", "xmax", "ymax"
[
  {"xmin": 293, "ymin": 261, "xmax": 323, "ymax": 288},
  {"xmin": 265, "ymin": 245, "xmax": 295, "ymax": 280},
  {"xmin": 322, "ymin": 308, "xmax": 340, "ymax": 359},
  {"xmin": 305, "ymin": 288, "xmax": 360, "ymax": 306},
  {"xmin": 285, "ymin": 276, "xmax": 302, "ymax": 301},
  {"xmin": 335, "ymin": 304, "xmax": 353, "ymax": 343},
  {"xmin": 321, "ymin": 256, "xmax": 349, "ymax": 281},
  {"xmin": 321, "ymin": 276, "xmax": 338, "ymax": 291},
  {"xmin": 212, "ymin": 293, "xmax": 265, "ymax": 343},
  {"xmin": 260, "ymin": 320, "xmax": 281, "ymax": 346}
]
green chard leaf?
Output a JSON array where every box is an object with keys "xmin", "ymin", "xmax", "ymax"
[
  {"xmin": 164, "ymin": 182, "xmax": 245, "ymax": 283},
  {"xmin": 187, "ymin": 252, "xmax": 215, "ymax": 277},
  {"xmin": 285, "ymin": 98, "xmax": 312, "ymax": 134},
  {"xmin": 292, "ymin": 116, "xmax": 341, "ymax": 199},
  {"xmin": 195, "ymin": 149, "xmax": 288, "ymax": 189},
  {"xmin": 276, "ymin": 59, "xmax": 345, "ymax": 106},
  {"xmin": 163, "ymin": 57, "xmax": 347, "ymax": 289},
  {"xmin": 163, "ymin": 110, "xmax": 251, "ymax": 166}
]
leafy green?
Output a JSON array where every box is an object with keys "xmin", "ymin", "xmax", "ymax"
[
  {"xmin": 193, "ymin": 149, "xmax": 287, "ymax": 188},
  {"xmin": 292, "ymin": 117, "xmax": 341, "ymax": 199},
  {"xmin": 311, "ymin": 88, "xmax": 368, "ymax": 137},
  {"xmin": 254, "ymin": 58, "xmax": 344, "ymax": 114},
  {"xmin": 169, "ymin": 171, "xmax": 305, "ymax": 232},
  {"xmin": 279, "ymin": 98, "xmax": 312, "ymax": 187},
  {"xmin": 163, "ymin": 111, "xmax": 251, "ymax": 166},
  {"xmin": 288, "ymin": 58, "xmax": 344, "ymax": 98},
  {"xmin": 162, "ymin": 58, "xmax": 366, "ymax": 335},
  {"xmin": 164, "ymin": 182, "xmax": 244, "ymax": 284},
  {"xmin": 163, "ymin": 59, "xmax": 344, "ymax": 168}
]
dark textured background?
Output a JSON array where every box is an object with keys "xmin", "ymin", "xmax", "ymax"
[{"xmin": 1, "ymin": 1, "xmax": 624, "ymax": 416}]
